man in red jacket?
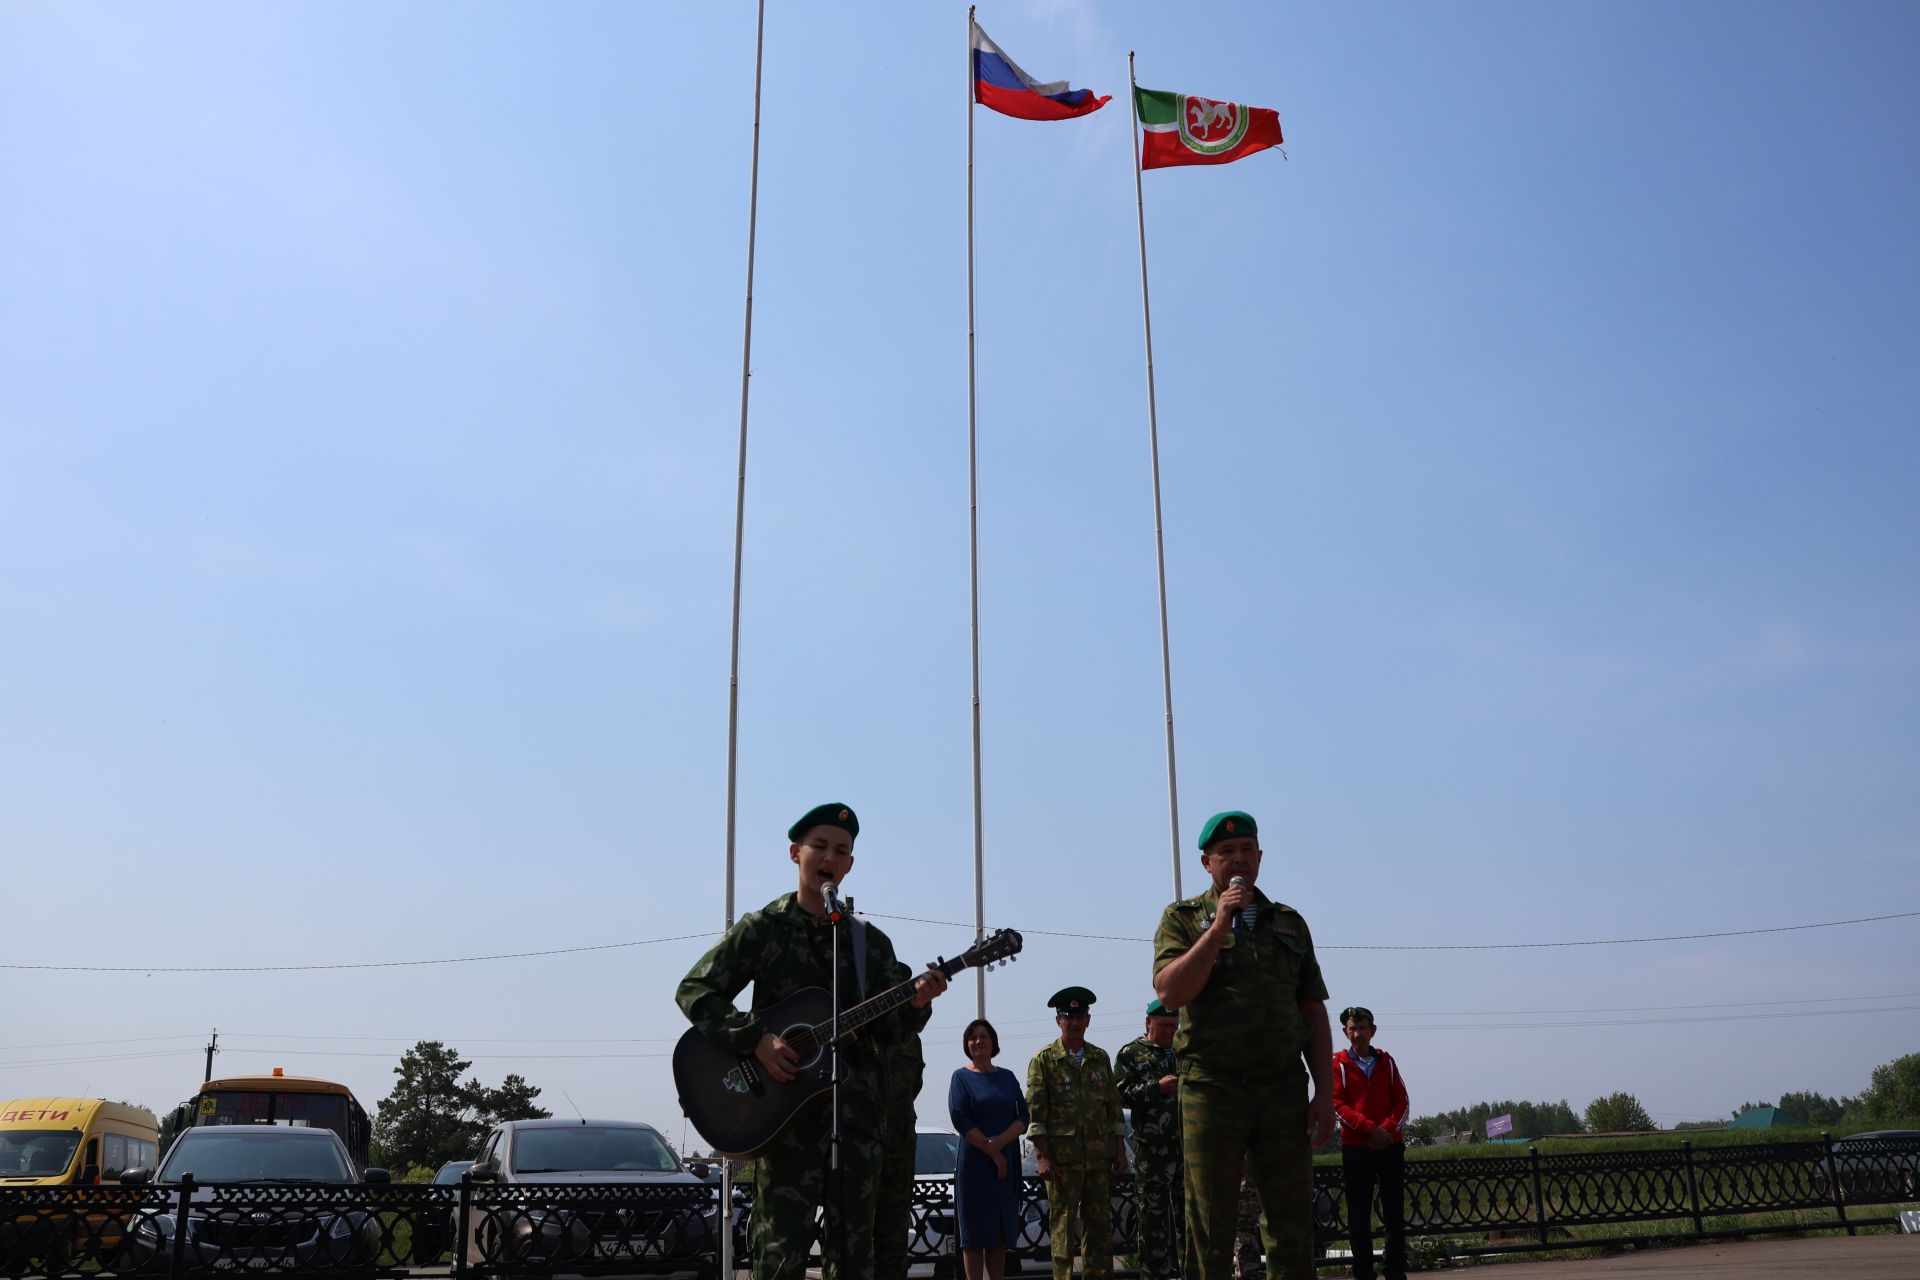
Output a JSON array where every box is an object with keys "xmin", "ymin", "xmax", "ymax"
[{"xmin": 1330, "ymin": 1006, "xmax": 1409, "ymax": 1280}]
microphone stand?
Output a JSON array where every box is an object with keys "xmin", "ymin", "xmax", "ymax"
[{"xmin": 827, "ymin": 887, "xmax": 849, "ymax": 1277}]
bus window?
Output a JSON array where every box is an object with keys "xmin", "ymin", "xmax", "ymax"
[{"xmin": 103, "ymin": 1134, "xmax": 127, "ymax": 1179}]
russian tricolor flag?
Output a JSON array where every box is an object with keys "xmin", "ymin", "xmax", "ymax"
[{"xmin": 972, "ymin": 20, "xmax": 1111, "ymax": 121}]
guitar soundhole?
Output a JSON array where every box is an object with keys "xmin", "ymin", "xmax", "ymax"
[{"xmin": 780, "ymin": 1022, "xmax": 825, "ymax": 1071}]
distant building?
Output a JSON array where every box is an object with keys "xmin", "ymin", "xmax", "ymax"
[{"xmin": 1728, "ymin": 1106, "xmax": 1806, "ymax": 1130}]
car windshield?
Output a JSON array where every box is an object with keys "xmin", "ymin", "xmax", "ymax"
[
  {"xmin": 159, "ymin": 1133, "xmax": 353, "ymax": 1183},
  {"xmin": 433, "ymin": 1162, "xmax": 471, "ymax": 1185},
  {"xmin": 510, "ymin": 1126, "xmax": 678, "ymax": 1174},
  {"xmin": 0, "ymin": 1131, "xmax": 80, "ymax": 1178},
  {"xmin": 914, "ymin": 1133, "xmax": 960, "ymax": 1176}
]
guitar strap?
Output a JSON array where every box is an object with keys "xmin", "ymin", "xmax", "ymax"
[{"xmin": 849, "ymin": 914, "xmax": 869, "ymax": 999}]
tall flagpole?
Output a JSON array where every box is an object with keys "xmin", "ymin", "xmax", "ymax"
[
  {"xmin": 719, "ymin": 2, "xmax": 767, "ymax": 1272},
  {"xmin": 1129, "ymin": 54, "xmax": 1184, "ymax": 902},
  {"xmin": 966, "ymin": 6, "xmax": 987, "ymax": 1020}
]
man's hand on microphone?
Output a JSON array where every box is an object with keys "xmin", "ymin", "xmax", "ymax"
[
  {"xmin": 1212, "ymin": 878, "xmax": 1250, "ymax": 935},
  {"xmin": 754, "ymin": 1032, "xmax": 801, "ymax": 1083}
]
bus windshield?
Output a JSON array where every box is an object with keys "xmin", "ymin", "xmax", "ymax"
[
  {"xmin": 200, "ymin": 1091, "xmax": 347, "ymax": 1130},
  {"xmin": 0, "ymin": 1131, "xmax": 80, "ymax": 1179}
]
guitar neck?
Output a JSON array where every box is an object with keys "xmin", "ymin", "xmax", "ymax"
[{"xmin": 820, "ymin": 960, "xmax": 962, "ymax": 1041}]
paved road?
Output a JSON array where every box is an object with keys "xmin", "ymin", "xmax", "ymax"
[{"xmin": 1428, "ymin": 1233, "xmax": 1917, "ymax": 1278}]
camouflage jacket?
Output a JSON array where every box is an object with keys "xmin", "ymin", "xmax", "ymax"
[
  {"xmin": 883, "ymin": 959, "xmax": 928, "ymax": 1124},
  {"xmin": 1114, "ymin": 1036, "xmax": 1181, "ymax": 1149},
  {"xmin": 676, "ymin": 894, "xmax": 926, "ymax": 1122},
  {"xmin": 1026, "ymin": 1040, "xmax": 1124, "ymax": 1168},
  {"xmin": 1152, "ymin": 884, "xmax": 1328, "ymax": 1085}
]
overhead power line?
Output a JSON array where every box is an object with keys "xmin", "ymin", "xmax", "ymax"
[
  {"xmin": 865, "ymin": 909, "xmax": 1920, "ymax": 950},
  {"xmin": 2, "ymin": 909, "xmax": 1914, "ymax": 974},
  {"xmin": 15, "ymin": 1000, "xmax": 1906, "ymax": 1071}
]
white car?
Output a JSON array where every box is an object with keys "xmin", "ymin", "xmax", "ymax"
[{"xmin": 907, "ymin": 1129, "xmax": 961, "ymax": 1276}]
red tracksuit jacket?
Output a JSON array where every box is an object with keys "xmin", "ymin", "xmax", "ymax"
[{"xmin": 1331, "ymin": 1046, "xmax": 1409, "ymax": 1147}]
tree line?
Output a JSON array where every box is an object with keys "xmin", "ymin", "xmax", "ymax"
[
  {"xmin": 1403, "ymin": 1050, "xmax": 1918, "ymax": 1142},
  {"xmin": 368, "ymin": 1040, "xmax": 552, "ymax": 1176}
]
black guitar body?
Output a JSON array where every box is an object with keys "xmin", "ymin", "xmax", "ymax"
[{"xmin": 672, "ymin": 986, "xmax": 847, "ymax": 1158}]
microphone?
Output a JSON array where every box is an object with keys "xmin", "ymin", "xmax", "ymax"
[
  {"xmin": 1229, "ymin": 876, "xmax": 1249, "ymax": 933},
  {"xmin": 821, "ymin": 878, "xmax": 847, "ymax": 923},
  {"xmin": 1230, "ymin": 875, "xmax": 1247, "ymax": 891}
]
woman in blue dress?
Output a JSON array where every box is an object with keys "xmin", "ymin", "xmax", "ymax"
[{"xmin": 948, "ymin": 1017, "xmax": 1029, "ymax": 1280}]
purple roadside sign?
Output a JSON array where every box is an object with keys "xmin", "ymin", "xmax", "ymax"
[{"xmin": 1486, "ymin": 1113, "xmax": 1515, "ymax": 1138}]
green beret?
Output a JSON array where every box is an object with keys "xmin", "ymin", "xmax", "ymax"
[
  {"xmin": 788, "ymin": 802, "xmax": 859, "ymax": 843},
  {"xmin": 1146, "ymin": 998, "xmax": 1172, "ymax": 1017},
  {"xmin": 1049, "ymin": 986, "xmax": 1096, "ymax": 1014},
  {"xmin": 1197, "ymin": 810, "xmax": 1257, "ymax": 850}
]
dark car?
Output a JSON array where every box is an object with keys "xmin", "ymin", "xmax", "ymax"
[
  {"xmin": 407, "ymin": 1159, "xmax": 473, "ymax": 1264},
  {"xmin": 1831, "ymin": 1130, "xmax": 1920, "ymax": 1202},
  {"xmin": 120, "ymin": 1126, "xmax": 389, "ymax": 1271},
  {"xmin": 462, "ymin": 1119, "xmax": 715, "ymax": 1272}
]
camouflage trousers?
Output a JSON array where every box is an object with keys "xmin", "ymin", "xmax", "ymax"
[
  {"xmin": 753, "ymin": 1105, "xmax": 883, "ymax": 1280},
  {"xmin": 1133, "ymin": 1142, "xmax": 1185, "ymax": 1280},
  {"xmin": 869, "ymin": 1085, "xmax": 920, "ymax": 1280},
  {"xmin": 1180, "ymin": 1068, "xmax": 1313, "ymax": 1280},
  {"xmin": 1233, "ymin": 1163, "xmax": 1265, "ymax": 1279},
  {"xmin": 1046, "ymin": 1163, "xmax": 1113, "ymax": 1279}
]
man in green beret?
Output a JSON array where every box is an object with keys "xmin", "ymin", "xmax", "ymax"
[
  {"xmin": 1027, "ymin": 987, "xmax": 1128, "ymax": 1279},
  {"xmin": 676, "ymin": 803, "xmax": 951, "ymax": 1280},
  {"xmin": 1115, "ymin": 999, "xmax": 1184, "ymax": 1279},
  {"xmin": 1152, "ymin": 811, "xmax": 1334, "ymax": 1280}
]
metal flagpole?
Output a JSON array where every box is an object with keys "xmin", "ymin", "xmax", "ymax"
[
  {"xmin": 966, "ymin": 6, "xmax": 987, "ymax": 1019},
  {"xmin": 1129, "ymin": 54, "xmax": 1184, "ymax": 902},
  {"xmin": 719, "ymin": 2, "xmax": 767, "ymax": 1273}
]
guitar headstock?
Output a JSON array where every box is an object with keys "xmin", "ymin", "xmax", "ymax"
[{"xmin": 934, "ymin": 928, "xmax": 1024, "ymax": 978}]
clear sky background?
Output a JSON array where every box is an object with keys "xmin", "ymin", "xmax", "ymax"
[{"xmin": 3, "ymin": 1, "xmax": 1916, "ymax": 1147}]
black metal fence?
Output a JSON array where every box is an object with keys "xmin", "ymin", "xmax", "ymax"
[{"xmin": 1, "ymin": 1134, "xmax": 1912, "ymax": 1277}]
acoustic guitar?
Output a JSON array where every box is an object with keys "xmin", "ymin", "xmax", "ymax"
[{"xmin": 673, "ymin": 927, "xmax": 1023, "ymax": 1157}]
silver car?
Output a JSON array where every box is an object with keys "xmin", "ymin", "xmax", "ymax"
[{"xmin": 462, "ymin": 1118, "xmax": 715, "ymax": 1270}]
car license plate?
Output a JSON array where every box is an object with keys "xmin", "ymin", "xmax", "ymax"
[{"xmin": 596, "ymin": 1239, "xmax": 631, "ymax": 1258}]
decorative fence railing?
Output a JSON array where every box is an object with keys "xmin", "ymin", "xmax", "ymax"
[{"xmin": 1, "ymin": 1134, "xmax": 1912, "ymax": 1277}]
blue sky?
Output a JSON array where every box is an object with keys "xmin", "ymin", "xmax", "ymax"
[{"xmin": 2, "ymin": 0, "xmax": 1916, "ymax": 1144}]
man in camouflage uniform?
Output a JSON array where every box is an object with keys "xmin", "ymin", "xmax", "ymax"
[
  {"xmin": 1115, "ymin": 998, "xmax": 1183, "ymax": 1279},
  {"xmin": 871, "ymin": 958, "xmax": 926, "ymax": 1280},
  {"xmin": 676, "ymin": 803, "xmax": 947, "ymax": 1280},
  {"xmin": 1027, "ymin": 986, "xmax": 1129, "ymax": 1280},
  {"xmin": 1152, "ymin": 811, "xmax": 1335, "ymax": 1280}
]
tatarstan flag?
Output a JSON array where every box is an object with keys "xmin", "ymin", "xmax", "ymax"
[{"xmin": 1135, "ymin": 86, "xmax": 1283, "ymax": 169}]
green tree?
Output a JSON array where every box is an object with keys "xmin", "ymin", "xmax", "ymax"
[
  {"xmin": 371, "ymin": 1041, "xmax": 479, "ymax": 1173},
  {"xmin": 1585, "ymin": 1092, "xmax": 1656, "ymax": 1132},
  {"xmin": 1776, "ymin": 1090, "xmax": 1854, "ymax": 1126},
  {"xmin": 468, "ymin": 1073, "xmax": 550, "ymax": 1129},
  {"xmin": 1730, "ymin": 1100, "xmax": 1772, "ymax": 1119},
  {"xmin": 1857, "ymin": 1052, "xmax": 1920, "ymax": 1123}
]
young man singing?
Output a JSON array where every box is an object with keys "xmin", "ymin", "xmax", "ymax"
[{"xmin": 676, "ymin": 803, "xmax": 949, "ymax": 1280}]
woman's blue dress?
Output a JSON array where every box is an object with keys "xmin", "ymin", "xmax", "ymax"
[{"xmin": 947, "ymin": 1064, "xmax": 1029, "ymax": 1248}]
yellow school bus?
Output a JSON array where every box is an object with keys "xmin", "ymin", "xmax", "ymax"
[
  {"xmin": 182, "ymin": 1071, "xmax": 371, "ymax": 1169},
  {"xmin": 0, "ymin": 1098, "xmax": 159, "ymax": 1187}
]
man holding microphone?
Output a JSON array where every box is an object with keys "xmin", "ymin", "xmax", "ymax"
[{"xmin": 1152, "ymin": 810, "xmax": 1335, "ymax": 1279}]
